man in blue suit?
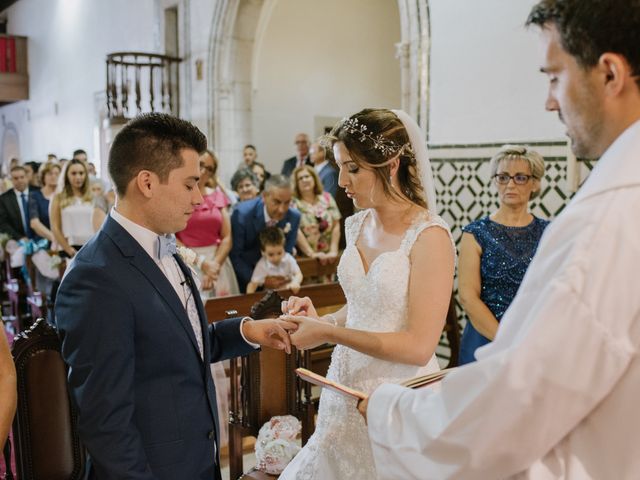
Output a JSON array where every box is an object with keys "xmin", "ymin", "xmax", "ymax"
[
  {"xmin": 56, "ymin": 113, "xmax": 295, "ymax": 480},
  {"xmin": 230, "ymin": 174, "xmax": 301, "ymax": 292}
]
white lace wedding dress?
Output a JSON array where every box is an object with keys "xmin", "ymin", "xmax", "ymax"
[{"xmin": 280, "ymin": 209, "xmax": 453, "ymax": 480}]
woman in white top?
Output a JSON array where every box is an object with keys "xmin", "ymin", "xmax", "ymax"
[{"xmin": 50, "ymin": 158, "xmax": 98, "ymax": 258}]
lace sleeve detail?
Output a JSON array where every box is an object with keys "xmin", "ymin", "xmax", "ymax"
[
  {"xmin": 401, "ymin": 214, "xmax": 457, "ymax": 262},
  {"xmin": 344, "ymin": 210, "xmax": 369, "ymax": 247}
]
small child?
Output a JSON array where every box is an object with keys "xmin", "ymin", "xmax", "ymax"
[{"xmin": 246, "ymin": 226, "xmax": 303, "ymax": 294}]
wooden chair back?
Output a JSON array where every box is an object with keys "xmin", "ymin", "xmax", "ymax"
[
  {"xmin": 205, "ymin": 283, "xmax": 345, "ymax": 479},
  {"xmin": 8, "ymin": 318, "xmax": 85, "ymax": 479}
]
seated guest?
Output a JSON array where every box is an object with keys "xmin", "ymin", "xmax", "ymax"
[
  {"xmin": 24, "ymin": 161, "xmax": 41, "ymax": 188},
  {"xmin": 0, "ymin": 326, "xmax": 16, "ymax": 442},
  {"xmin": 176, "ymin": 149, "xmax": 239, "ymax": 299},
  {"xmin": 50, "ymin": 158, "xmax": 98, "ymax": 259},
  {"xmin": 230, "ymin": 174, "xmax": 301, "ymax": 292},
  {"xmin": 310, "ymin": 142, "xmax": 338, "ymax": 197},
  {"xmin": 458, "ymin": 145, "xmax": 549, "ymax": 365},
  {"xmin": 246, "ymin": 226, "xmax": 302, "ymax": 294},
  {"xmin": 291, "ymin": 165, "xmax": 341, "ymax": 263},
  {"xmin": 281, "ymin": 133, "xmax": 312, "ymax": 177},
  {"xmin": 242, "ymin": 144, "xmax": 257, "ymax": 167},
  {"xmin": 251, "ymin": 161, "xmax": 270, "ymax": 192},
  {"xmin": 230, "ymin": 167, "xmax": 260, "ymax": 203},
  {"xmin": 29, "ymin": 161, "xmax": 61, "ymax": 242},
  {"xmin": 0, "ymin": 165, "xmax": 39, "ymax": 240}
]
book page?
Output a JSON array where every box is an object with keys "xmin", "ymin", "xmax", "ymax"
[{"xmin": 295, "ymin": 367, "xmax": 456, "ymax": 399}]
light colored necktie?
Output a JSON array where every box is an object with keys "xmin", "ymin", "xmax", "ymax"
[{"xmin": 157, "ymin": 234, "xmax": 177, "ymax": 259}]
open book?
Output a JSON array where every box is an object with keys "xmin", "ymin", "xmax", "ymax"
[{"xmin": 295, "ymin": 367, "xmax": 455, "ymax": 401}]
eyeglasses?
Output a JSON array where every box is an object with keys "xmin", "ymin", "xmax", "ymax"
[
  {"xmin": 493, "ymin": 173, "xmax": 534, "ymax": 185},
  {"xmin": 199, "ymin": 162, "xmax": 215, "ymax": 174}
]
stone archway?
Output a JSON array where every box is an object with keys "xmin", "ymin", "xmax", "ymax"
[{"xmin": 207, "ymin": 0, "xmax": 431, "ymax": 170}]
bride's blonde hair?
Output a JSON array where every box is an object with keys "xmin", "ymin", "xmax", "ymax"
[{"xmin": 324, "ymin": 108, "xmax": 428, "ymax": 209}]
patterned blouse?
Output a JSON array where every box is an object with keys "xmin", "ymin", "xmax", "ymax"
[{"xmin": 292, "ymin": 192, "xmax": 341, "ymax": 254}]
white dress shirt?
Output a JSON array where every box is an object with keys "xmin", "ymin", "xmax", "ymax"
[
  {"xmin": 110, "ymin": 208, "xmax": 258, "ymax": 351},
  {"xmin": 368, "ymin": 120, "xmax": 640, "ymax": 479}
]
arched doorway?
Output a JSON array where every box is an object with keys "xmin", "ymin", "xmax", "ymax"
[
  {"xmin": 1, "ymin": 123, "xmax": 20, "ymax": 175},
  {"xmin": 207, "ymin": 0, "xmax": 431, "ymax": 175}
]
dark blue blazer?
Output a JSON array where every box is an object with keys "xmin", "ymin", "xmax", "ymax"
[
  {"xmin": 230, "ymin": 196, "xmax": 301, "ymax": 292},
  {"xmin": 317, "ymin": 163, "xmax": 339, "ymax": 198},
  {"xmin": 56, "ymin": 215, "xmax": 256, "ymax": 480},
  {"xmin": 280, "ymin": 155, "xmax": 311, "ymax": 177}
]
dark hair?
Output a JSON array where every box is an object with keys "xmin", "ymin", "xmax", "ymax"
[
  {"xmin": 24, "ymin": 161, "xmax": 41, "ymax": 173},
  {"xmin": 243, "ymin": 144, "xmax": 257, "ymax": 151},
  {"xmin": 10, "ymin": 165, "xmax": 26, "ymax": 174},
  {"xmin": 326, "ymin": 108, "xmax": 428, "ymax": 209},
  {"xmin": 259, "ymin": 226, "xmax": 285, "ymax": 250},
  {"xmin": 230, "ymin": 167, "xmax": 259, "ymax": 191},
  {"xmin": 72, "ymin": 149, "xmax": 87, "ymax": 158},
  {"xmin": 251, "ymin": 161, "xmax": 271, "ymax": 190},
  {"xmin": 527, "ymin": 0, "xmax": 640, "ymax": 88},
  {"xmin": 108, "ymin": 113, "xmax": 207, "ymax": 196}
]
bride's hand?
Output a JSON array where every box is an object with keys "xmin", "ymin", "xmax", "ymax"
[
  {"xmin": 281, "ymin": 296, "xmax": 319, "ymax": 318},
  {"xmin": 281, "ymin": 315, "xmax": 330, "ymax": 350}
]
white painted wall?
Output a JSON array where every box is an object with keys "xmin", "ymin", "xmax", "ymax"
[
  {"xmin": 250, "ymin": 0, "xmax": 401, "ymax": 174},
  {"xmin": 0, "ymin": 0, "xmax": 159, "ymax": 174},
  {"xmin": 428, "ymin": 0, "xmax": 564, "ymax": 144}
]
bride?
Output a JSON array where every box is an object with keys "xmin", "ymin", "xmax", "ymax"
[{"xmin": 279, "ymin": 108, "xmax": 455, "ymax": 479}]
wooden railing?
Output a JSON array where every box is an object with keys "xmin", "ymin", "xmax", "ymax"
[
  {"xmin": 0, "ymin": 35, "xmax": 28, "ymax": 104},
  {"xmin": 105, "ymin": 52, "xmax": 181, "ymax": 119}
]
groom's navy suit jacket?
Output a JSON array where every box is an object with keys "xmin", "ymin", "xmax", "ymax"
[
  {"xmin": 56, "ymin": 215, "xmax": 256, "ymax": 480},
  {"xmin": 229, "ymin": 196, "xmax": 301, "ymax": 292}
]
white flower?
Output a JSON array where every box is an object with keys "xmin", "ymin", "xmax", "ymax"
[
  {"xmin": 283, "ymin": 222, "xmax": 292, "ymax": 234},
  {"xmin": 255, "ymin": 415, "xmax": 301, "ymax": 474},
  {"xmin": 176, "ymin": 246, "xmax": 197, "ymax": 266}
]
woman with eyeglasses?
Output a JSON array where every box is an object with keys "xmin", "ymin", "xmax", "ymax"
[{"xmin": 458, "ymin": 145, "xmax": 550, "ymax": 365}]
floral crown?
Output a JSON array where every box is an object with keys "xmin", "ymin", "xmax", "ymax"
[{"xmin": 339, "ymin": 117, "xmax": 408, "ymax": 157}]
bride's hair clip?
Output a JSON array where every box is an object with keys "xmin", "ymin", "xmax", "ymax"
[{"xmin": 339, "ymin": 117, "xmax": 408, "ymax": 156}]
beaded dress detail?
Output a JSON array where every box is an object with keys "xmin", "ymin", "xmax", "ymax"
[
  {"xmin": 279, "ymin": 209, "xmax": 454, "ymax": 479},
  {"xmin": 458, "ymin": 215, "xmax": 549, "ymax": 365}
]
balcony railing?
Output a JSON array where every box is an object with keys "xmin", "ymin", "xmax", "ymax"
[
  {"xmin": 0, "ymin": 34, "xmax": 29, "ymax": 104},
  {"xmin": 106, "ymin": 52, "xmax": 181, "ymax": 120}
]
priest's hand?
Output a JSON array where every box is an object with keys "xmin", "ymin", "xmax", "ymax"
[
  {"xmin": 242, "ymin": 318, "xmax": 298, "ymax": 354},
  {"xmin": 280, "ymin": 315, "xmax": 330, "ymax": 350},
  {"xmin": 357, "ymin": 396, "xmax": 369, "ymax": 424},
  {"xmin": 281, "ymin": 296, "xmax": 319, "ymax": 318}
]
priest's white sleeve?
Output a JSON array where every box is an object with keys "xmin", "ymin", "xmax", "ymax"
[{"xmin": 368, "ymin": 264, "xmax": 635, "ymax": 479}]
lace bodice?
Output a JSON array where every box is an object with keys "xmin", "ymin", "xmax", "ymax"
[{"xmin": 281, "ymin": 209, "xmax": 454, "ymax": 480}]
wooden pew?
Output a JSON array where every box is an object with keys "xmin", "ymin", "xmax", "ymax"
[
  {"xmin": 205, "ymin": 282, "xmax": 345, "ymax": 480},
  {"xmin": 295, "ymin": 255, "xmax": 340, "ymax": 282}
]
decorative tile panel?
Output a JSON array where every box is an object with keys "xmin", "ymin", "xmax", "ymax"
[{"xmin": 431, "ymin": 145, "xmax": 595, "ymax": 366}]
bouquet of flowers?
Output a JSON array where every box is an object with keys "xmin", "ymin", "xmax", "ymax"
[{"xmin": 255, "ymin": 415, "xmax": 301, "ymax": 474}]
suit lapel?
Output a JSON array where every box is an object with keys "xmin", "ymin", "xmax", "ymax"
[
  {"xmin": 102, "ymin": 217, "xmax": 202, "ymax": 358},
  {"xmin": 6, "ymin": 191, "xmax": 24, "ymax": 234}
]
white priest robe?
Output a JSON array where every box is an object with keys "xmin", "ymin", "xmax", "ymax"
[{"xmin": 368, "ymin": 119, "xmax": 640, "ymax": 479}]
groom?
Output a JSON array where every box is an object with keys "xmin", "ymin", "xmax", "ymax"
[{"xmin": 56, "ymin": 113, "xmax": 295, "ymax": 480}]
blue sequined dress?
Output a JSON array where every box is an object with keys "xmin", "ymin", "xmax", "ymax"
[{"xmin": 458, "ymin": 215, "xmax": 550, "ymax": 365}]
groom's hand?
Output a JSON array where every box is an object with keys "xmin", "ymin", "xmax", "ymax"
[{"xmin": 242, "ymin": 318, "xmax": 298, "ymax": 354}]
